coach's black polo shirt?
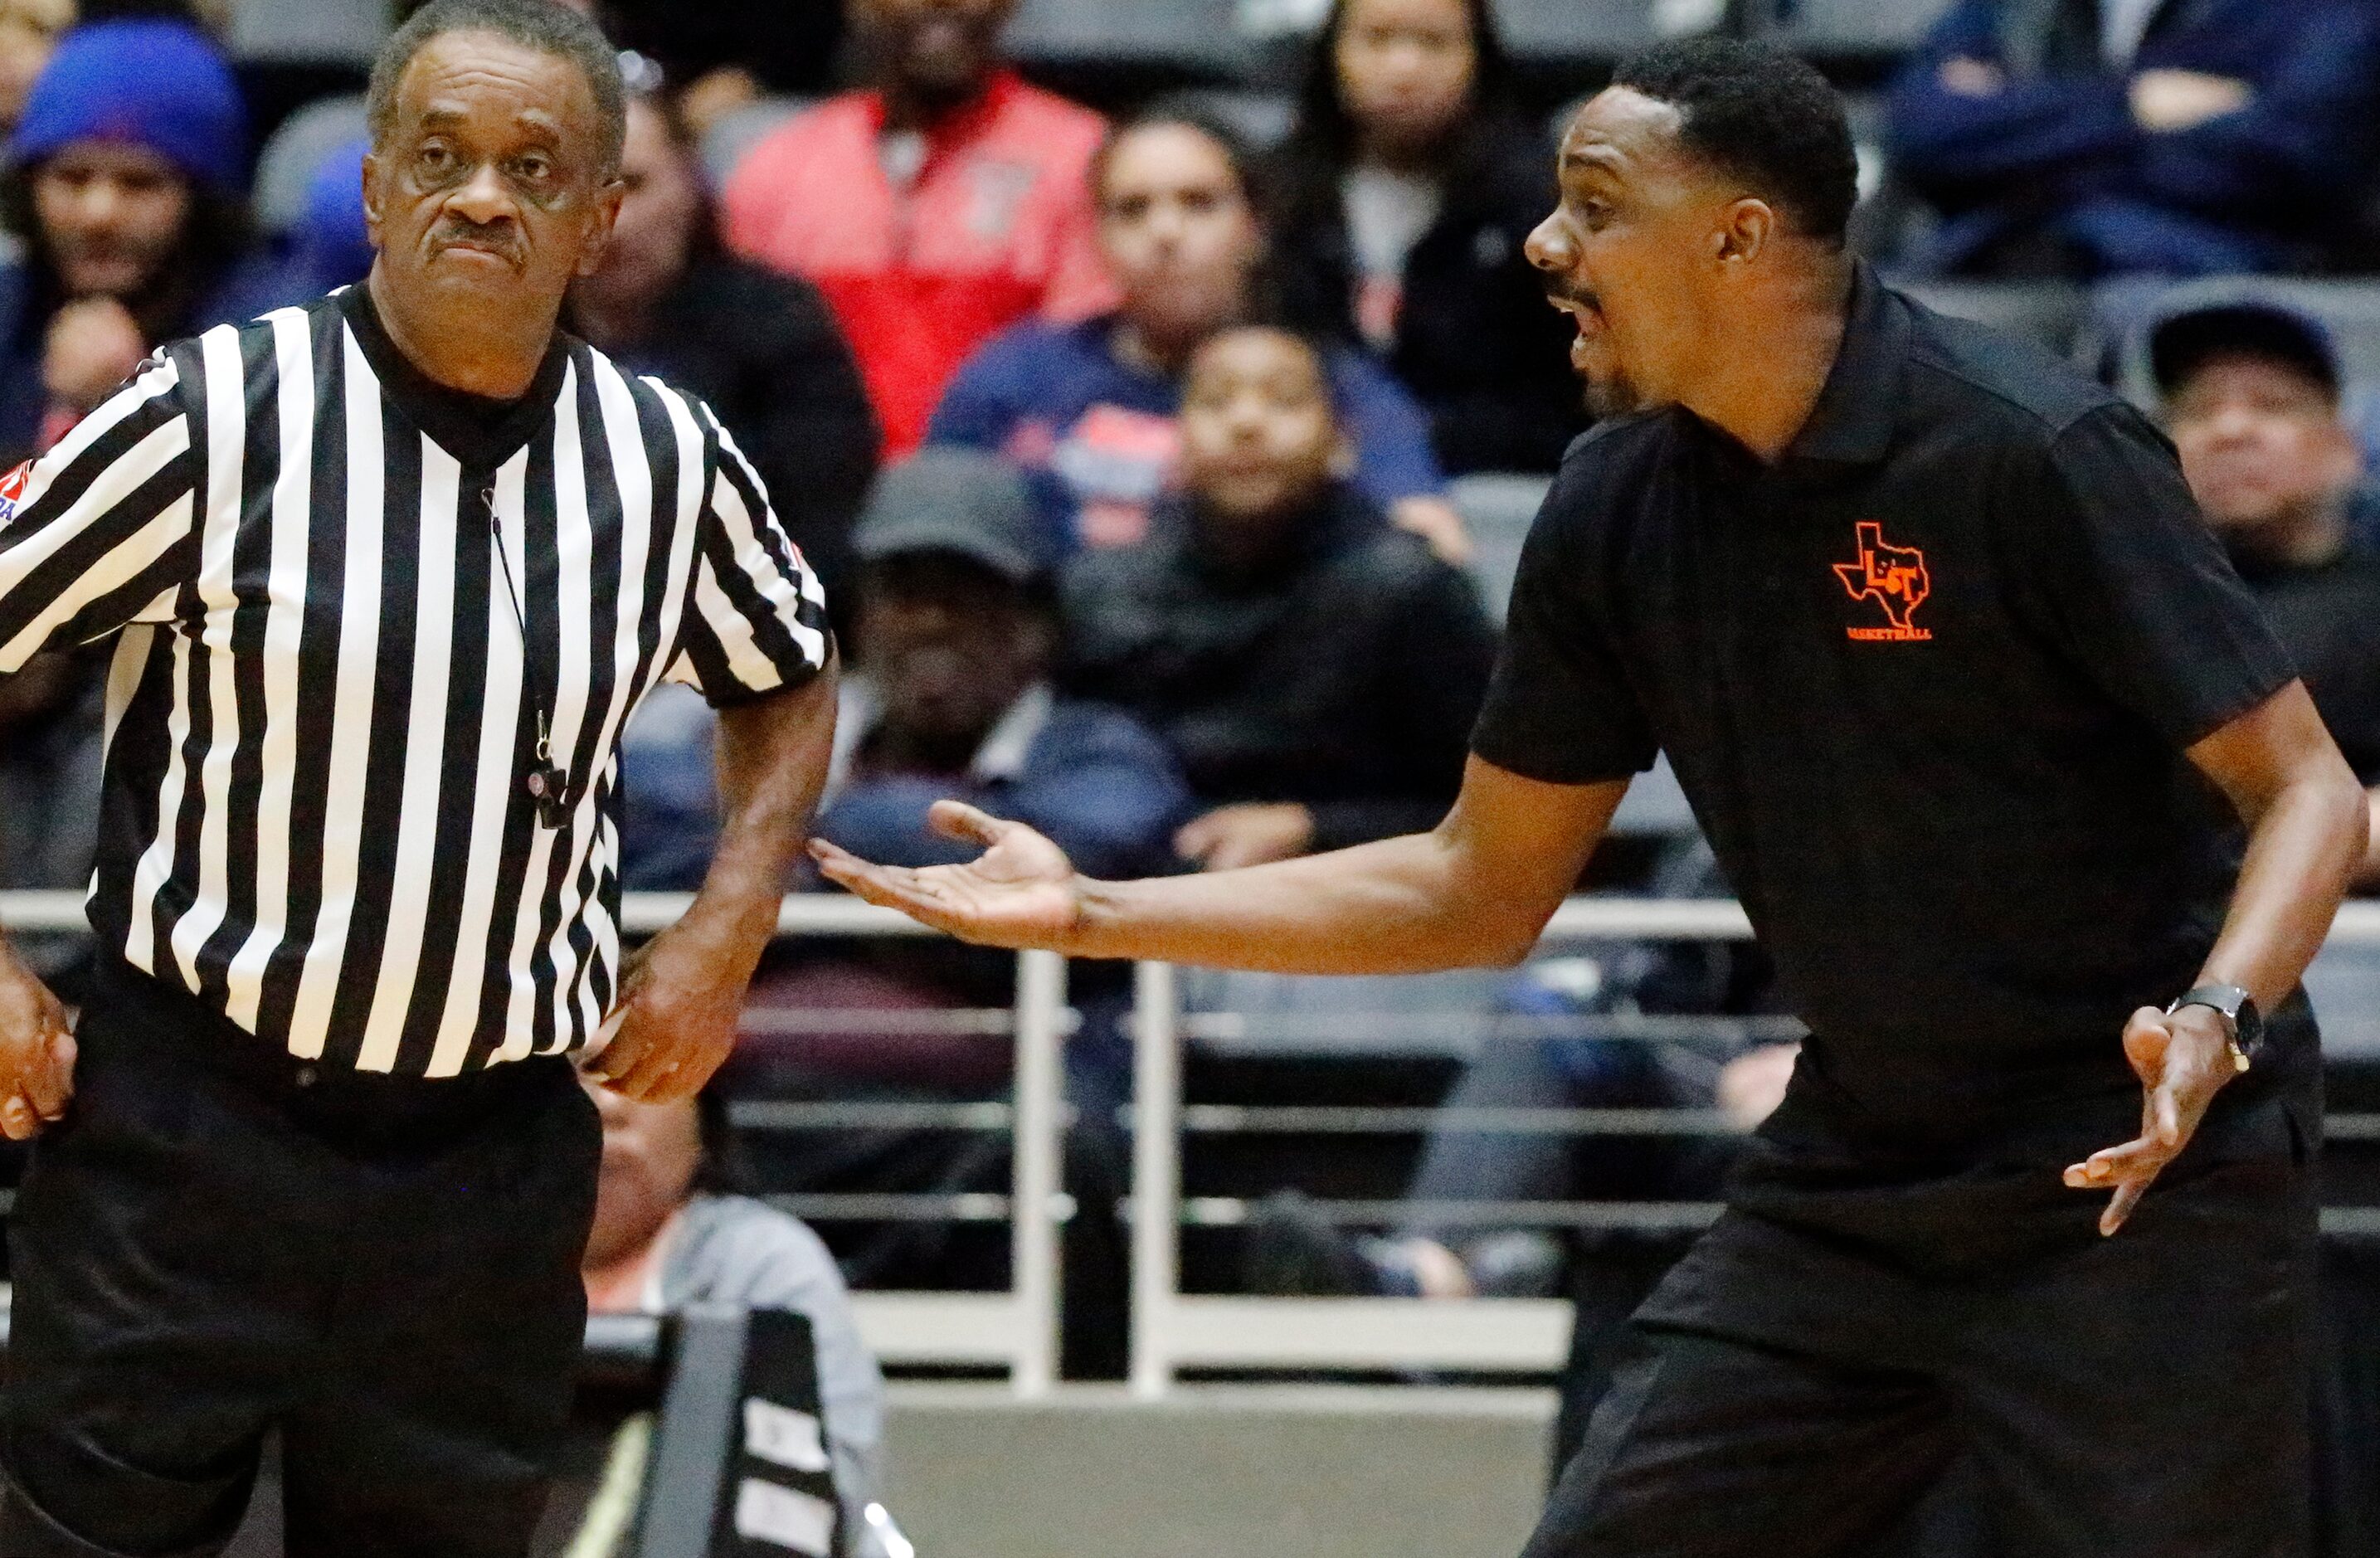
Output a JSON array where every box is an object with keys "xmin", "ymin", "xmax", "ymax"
[{"xmin": 1473, "ymin": 265, "xmax": 2312, "ymax": 1259}]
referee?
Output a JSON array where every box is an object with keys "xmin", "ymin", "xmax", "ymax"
[
  {"xmin": 0, "ymin": 2, "xmax": 835, "ymax": 1553},
  {"xmin": 818, "ymin": 40, "xmax": 2366, "ymax": 1558}
]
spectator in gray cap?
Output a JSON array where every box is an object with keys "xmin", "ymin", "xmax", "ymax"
[
  {"xmin": 624, "ymin": 447, "xmax": 1192, "ymax": 920},
  {"xmin": 815, "ymin": 446, "xmax": 1192, "ymax": 889},
  {"xmin": 2155, "ymin": 298, "xmax": 2380, "ymax": 881}
]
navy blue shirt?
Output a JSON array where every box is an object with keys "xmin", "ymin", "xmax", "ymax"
[
  {"xmin": 1471, "ymin": 266, "xmax": 2305, "ymax": 1192},
  {"xmin": 1886, "ymin": 0, "xmax": 2380, "ymax": 275}
]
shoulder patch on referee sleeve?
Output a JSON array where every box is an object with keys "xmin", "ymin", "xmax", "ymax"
[{"xmin": 0, "ymin": 459, "xmax": 33, "ymax": 524}]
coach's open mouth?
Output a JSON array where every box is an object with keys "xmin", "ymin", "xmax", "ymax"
[{"xmin": 1548, "ymin": 294, "xmax": 1605, "ymax": 338}]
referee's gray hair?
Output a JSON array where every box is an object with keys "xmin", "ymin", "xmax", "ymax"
[{"xmin": 367, "ymin": 0, "xmax": 627, "ymax": 177}]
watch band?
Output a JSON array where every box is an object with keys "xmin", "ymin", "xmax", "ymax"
[{"xmin": 2166, "ymin": 983, "xmax": 2261, "ymax": 1073}]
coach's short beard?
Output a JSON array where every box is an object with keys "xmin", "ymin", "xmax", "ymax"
[{"xmin": 1583, "ymin": 372, "xmax": 1646, "ymax": 420}]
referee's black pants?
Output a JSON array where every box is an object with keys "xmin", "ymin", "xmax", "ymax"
[
  {"xmin": 1526, "ymin": 1147, "xmax": 2315, "ymax": 1558},
  {"xmin": 0, "ymin": 958, "xmax": 601, "ymax": 1558}
]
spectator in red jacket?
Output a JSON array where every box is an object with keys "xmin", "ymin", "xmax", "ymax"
[
  {"xmin": 574, "ymin": 90, "xmax": 879, "ymax": 626},
  {"xmin": 721, "ymin": 0, "xmax": 1114, "ymax": 456}
]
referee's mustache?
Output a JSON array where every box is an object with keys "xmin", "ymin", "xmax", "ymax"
[{"xmin": 431, "ymin": 218, "xmax": 524, "ymax": 265}]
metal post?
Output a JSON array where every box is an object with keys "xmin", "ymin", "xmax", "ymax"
[
  {"xmin": 1128, "ymin": 961, "xmax": 1182, "ymax": 1400},
  {"xmin": 1009, "ymin": 949, "xmax": 1067, "ymax": 1398}
]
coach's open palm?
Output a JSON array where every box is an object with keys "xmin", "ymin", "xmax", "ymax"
[
  {"xmin": 2061, "ymin": 1003, "xmax": 2236, "ymax": 1236},
  {"xmin": 810, "ymin": 801, "xmax": 1085, "ymax": 951}
]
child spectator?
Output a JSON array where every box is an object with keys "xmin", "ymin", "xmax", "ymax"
[
  {"xmin": 721, "ymin": 0, "xmax": 1112, "ymax": 457},
  {"xmin": 1269, "ymin": 0, "xmax": 1583, "ymax": 475},
  {"xmin": 1059, "ymin": 324, "xmax": 1495, "ymax": 868},
  {"xmin": 0, "ymin": 17, "xmax": 297, "ymax": 464},
  {"xmin": 574, "ymin": 90, "xmax": 879, "ymax": 621},
  {"xmin": 931, "ymin": 112, "xmax": 1467, "ymax": 562}
]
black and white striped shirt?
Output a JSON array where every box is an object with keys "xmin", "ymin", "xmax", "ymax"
[{"xmin": 0, "ymin": 286, "xmax": 830, "ymax": 1077}]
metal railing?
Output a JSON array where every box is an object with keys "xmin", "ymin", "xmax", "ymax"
[
  {"xmin": 1122, "ymin": 900, "xmax": 2380, "ymax": 1392},
  {"xmin": 0, "ymin": 889, "xmax": 1074, "ymax": 1397},
  {"xmin": 9, "ymin": 890, "xmax": 2380, "ymax": 1400}
]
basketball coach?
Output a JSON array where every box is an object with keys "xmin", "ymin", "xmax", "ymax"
[
  {"xmin": 816, "ymin": 38, "xmax": 2368, "ymax": 1558},
  {"xmin": 0, "ymin": 2, "xmax": 837, "ymax": 1551}
]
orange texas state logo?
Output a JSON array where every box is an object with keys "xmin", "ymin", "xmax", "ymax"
[{"xmin": 1831, "ymin": 521, "xmax": 1933, "ymax": 642}]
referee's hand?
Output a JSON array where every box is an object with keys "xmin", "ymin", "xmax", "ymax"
[
  {"xmin": 585, "ymin": 922, "xmax": 747, "ymax": 1104},
  {"xmin": 0, "ymin": 955, "xmax": 74, "ymax": 1140},
  {"xmin": 2061, "ymin": 1004, "xmax": 2236, "ymax": 1236}
]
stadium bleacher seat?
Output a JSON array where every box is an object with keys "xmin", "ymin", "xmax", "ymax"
[
  {"xmin": 1005, "ymin": 0, "xmax": 1258, "ymax": 81},
  {"xmin": 1449, "ymin": 471, "xmax": 1548, "ymax": 625},
  {"xmin": 2092, "ymin": 275, "xmax": 2380, "ymax": 406},
  {"xmin": 228, "ymin": 0, "xmax": 386, "ymax": 71},
  {"xmin": 1768, "ymin": 0, "xmax": 1956, "ymax": 61},
  {"xmin": 1151, "ymin": 86, "xmax": 1300, "ymax": 151},
  {"xmin": 251, "ymin": 95, "xmax": 367, "ymax": 238},
  {"xmin": 698, "ymin": 97, "xmax": 808, "ymax": 191},
  {"xmin": 1896, "ymin": 279, "xmax": 2089, "ymax": 357},
  {"xmin": 1492, "ymin": 0, "xmax": 1682, "ymax": 66}
]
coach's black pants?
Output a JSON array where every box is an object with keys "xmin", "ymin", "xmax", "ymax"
[
  {"xmin": 0, "ymin": 958, "xmax": 601, "ymax": 1558},
  {"xmin": 1526, "ymin": 1142, "xmax": 2315, "ymax": 1558}
]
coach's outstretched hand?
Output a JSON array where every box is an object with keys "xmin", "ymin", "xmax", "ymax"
[
  {"xmin": 2061, "ymin": 1003, "xmax": 2238, "ymax": 1236},
  {"xmin": 811, "ymin": 801, "xmax": 1086, "ymax": 952},
  {"xmin": 0, "ymin": 949, "xmax": 74, "ymax": 1140}
]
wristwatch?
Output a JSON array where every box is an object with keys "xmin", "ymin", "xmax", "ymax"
[{"xmin": 2166, "ymin": 984, "xmax": 2265, "ymax": 1074}]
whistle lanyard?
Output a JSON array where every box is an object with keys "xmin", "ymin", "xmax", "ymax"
[{"xmin": 481, "ymin": 486, "xmax": 572, "ymax": 827}]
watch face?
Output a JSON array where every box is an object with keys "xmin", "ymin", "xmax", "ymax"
[{"xmin": 2235, "ymin": 995, "xmax": 2265, "ymax": 1052}]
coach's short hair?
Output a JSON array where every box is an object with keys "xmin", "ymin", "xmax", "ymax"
[
  {"xmin": 367, "ymin": 0, "xmax": 626, "ymax": 176},
  {"xmin": 1609, "ymin": 37, "xmax": 1858, "ymax": 246}
]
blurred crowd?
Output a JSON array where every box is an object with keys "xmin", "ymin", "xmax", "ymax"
[{"xmin": 7, "ymin": 0, "xmax": 2380, "ymax": 1433}]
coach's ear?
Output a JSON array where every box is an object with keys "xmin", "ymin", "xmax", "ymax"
[{"xmin": 1716, "ymin": 197, "xmax": 1775, "ymax": 270}]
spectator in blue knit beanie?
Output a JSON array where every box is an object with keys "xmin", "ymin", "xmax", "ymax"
[{"xmin": 0, "ymin": 17, "xmax": 303, "ymax": 465}]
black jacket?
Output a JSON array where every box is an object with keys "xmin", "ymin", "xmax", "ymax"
[
  {"xmin": 592, "ymin": 254, "xmax": 880, "ymax": 617},
  {"xmin": 1058, "ymin": 483, "xmax": 1498, "ymax": 851},
  {"xmin": 1269, "ymin": 114, "xmax": 1584, "ymax": 475}
]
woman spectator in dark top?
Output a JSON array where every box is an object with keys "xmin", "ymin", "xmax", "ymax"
[
  {"xmin": 1268, "ymin": 0, "xmax": 1584, "ymax": 475},
  {"xmin": 570, "ymin": 88, "xmax": 880, "ymax": 620}
]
